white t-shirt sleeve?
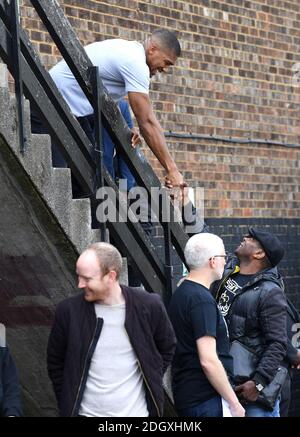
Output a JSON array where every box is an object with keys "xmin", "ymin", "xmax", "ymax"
[{"xmin": 119, "ymin": 57, "xmax": 150, "ymax": 95}]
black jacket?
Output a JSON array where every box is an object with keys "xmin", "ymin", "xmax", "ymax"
[
  {"xmin": 47, "ymin": 286, "xmax": 176, "ymax": 417},
  {"xmin": 285, "ymin": 298, "xmax": 300, "ymax": 366},
  {"xmin": 213, "ymin": 258, "xmax": 287, "ymax": 387},
  {"xmin": 0, "ymin": 347, "xmax": 22, "ymax": 417}
]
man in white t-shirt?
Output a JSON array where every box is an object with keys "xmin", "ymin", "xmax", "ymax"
[
  {"xmin": 47, "ymin": 242, "xmax": 176, "ymax": 417},
  {"xmin": 48, "ymin": 28, "xmax": 184, "ymax": 188}
]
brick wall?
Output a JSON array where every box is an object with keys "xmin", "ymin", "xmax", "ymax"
[
  {"xmin": 143, "ymin": 137, "xmax": 300, "ymax": 219},
  {"xmin": 18, "ymin": 0, "xmax": 300, "ymax": 220},
  {"xmin": 20, "ymin": 0, "xmax": 300, "ymax": 143}
]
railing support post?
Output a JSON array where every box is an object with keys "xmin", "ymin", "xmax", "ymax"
[
  {"xmin": 10, "ymin": 0, "xmax": 26, "ymax": 154},
  {"xmin": 160, "ymin": 188, "xmax": 174, "ymax": 304},
  {"xmin": 89, "ymin": 66, "xmax": 106, "ymax": 242}
]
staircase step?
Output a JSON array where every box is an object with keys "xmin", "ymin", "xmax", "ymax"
[
  {"xmin": 20, "ymin": 134, "xmax": 53, "ymax": 199},
  {"xmin": 47, "ymin": 167, "xmax": 72, "ymax": 234},
  {"xmin": 120, "ymin": 257, "xmax": 128, "ymax": 286},
  {"xmin": 0, "ymin": 62, "xmax": 128, "ymax": 286},
  {"xmin": 90, "ymin": 228, "xmax": 101, "ymax": 244},
  {"xmin": 0, "ymin": 63, "xmax": 9, "ymax": 89},
  {"xmin": 69, "ymin": 198, "xmax": 94, "ymax": 253},
  {"xmin": 0, "ymin": 92, "xmax": 16, "ymax": 147}
]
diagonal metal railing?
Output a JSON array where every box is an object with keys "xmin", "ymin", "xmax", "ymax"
[{"xmin": 0, "ymin": 0, "xmax": 189, "ymax": 300}]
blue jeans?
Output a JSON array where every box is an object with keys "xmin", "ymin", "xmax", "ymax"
[
  {"xmin": 245, "ymin": 398, "xmax": 280, "ymax": 417},
  {"xmin": 78, "ymin": 115, "xmax": 137, "ymax": 191},
  {"xmin": 177, "ymin": 395, "xmax": 223, "ymax": 417},
  {"xmin": 115, "ymin": 156, "xmax": 136, "ymax": 191}
]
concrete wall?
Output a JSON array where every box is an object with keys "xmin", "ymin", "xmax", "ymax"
[{"xmin": 0, "ymin": 134, "xmax": 79, "ymax": 416}]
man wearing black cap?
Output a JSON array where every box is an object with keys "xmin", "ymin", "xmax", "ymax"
[{"xmin": 213, "ymin": 227, "xmax": 287, "ymax": 417}]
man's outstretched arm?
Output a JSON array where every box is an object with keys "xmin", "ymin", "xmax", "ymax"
[{"xmin": 128, "ymin": 91, "xmax": 185, "ymax": 188}]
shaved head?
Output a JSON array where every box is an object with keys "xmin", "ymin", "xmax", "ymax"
[{"xmin": 150, "ymin": 29, "xmax": 181, "ymax": 57}]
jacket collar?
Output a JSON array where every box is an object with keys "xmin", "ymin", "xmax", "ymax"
[{"xmin": 215, "ymin": 255, "xmax": 284, "ymax": 299}]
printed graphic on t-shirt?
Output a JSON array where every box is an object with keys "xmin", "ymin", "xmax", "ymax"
[
  {"xmin": 218, "ymin": 277, "xmax": 242, "ymax": 317},
  {"xmin": 221, "ymin": 313, "xmax": 230, "ymax": 338}
]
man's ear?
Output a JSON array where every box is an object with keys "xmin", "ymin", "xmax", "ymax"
[
  {"xmin": 107, "ymin": 270, "xmax": 117, "ymax": 282},
  {"xmin": 253, "ymin": 249, "xmax": 266, "ymax": 261},
  {"xmin": 209, "ymin": 257, "xmax": 216, "ymax": 268},
  {"xmin": 148, "ymin": 40, "xmax": 159, "ymax": 54}
]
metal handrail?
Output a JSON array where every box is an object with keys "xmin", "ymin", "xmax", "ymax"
[{"xmin": 10, "ymin": 0, "xmax": 26, "ymax": 153}]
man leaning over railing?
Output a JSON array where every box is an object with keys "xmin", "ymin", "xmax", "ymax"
[{"xmin": 32, "ymin": 29, "xmax": 185, "ymax": 190}]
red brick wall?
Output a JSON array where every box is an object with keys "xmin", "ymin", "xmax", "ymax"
[
  {"xmin": 19, "ymin": 0, "xmax": 300, "ymax": 218},
  {"xmin": 143, "ymin": 138, "xmax": 300, "ymax": 218}
]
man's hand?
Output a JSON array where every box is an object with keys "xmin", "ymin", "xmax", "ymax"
[
  {"xmin": 292, "ymin": 349, "xmax": 300, "ymax": 369},
  {"xmin": 130, "ymin": 127, "xmax": 142, "ymax": 148},
  {"xmin": 165, "ymin": 168, "xmax": 186, "ymax": 188},
  {"xmin": 168, "ymin": 186, "xmax": 191, "ymax": 207},
  {"xmin": 235, "ymin": 380, "xmax": 259, "ymax": 402}
]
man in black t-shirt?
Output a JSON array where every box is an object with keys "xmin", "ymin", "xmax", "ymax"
[{"xmin": 168, "ymin": 233, "xmax": 245, "ymax": 417}]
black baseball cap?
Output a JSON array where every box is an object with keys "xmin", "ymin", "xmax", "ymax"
[{"xmin": 248, "ymin": 227, "xmax": 285, "ymax": 267}]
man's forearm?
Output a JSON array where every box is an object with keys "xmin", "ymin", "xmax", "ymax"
[
  {"xmin": 202, "ymin": 358, "xmax": 239, "ymax": 406},
  {"xmin": 129, "ymin": 92, "xmax": 184, "ymax": 186},
  {"xmin": 138, "ymin": 118, "xmax": 177, "ymax": 173}
]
